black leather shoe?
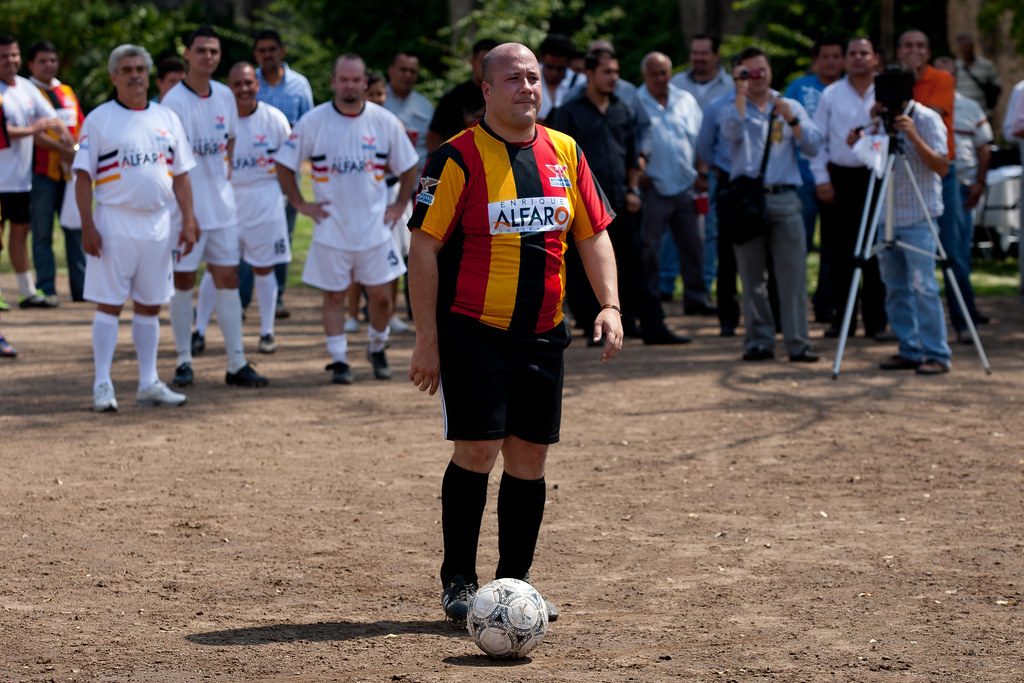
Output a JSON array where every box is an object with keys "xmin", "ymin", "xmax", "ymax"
[
  {"xmin": 684, "ymin": 302, "xmax": 718, "ymax": 316},
  {"xmin": 742, "ymin": 345, "xmax": 774, "ymax": 361},
  {"xmin": 643, "ymin": 329, "xmax": 692, "ymax": 345},
  {"xmin": 720, "ymin": 326, "xmax": 736, "ymax": 337},
  {"xmin": 789, "ymin": 348, "xmax": 820, "ymax": 363}
]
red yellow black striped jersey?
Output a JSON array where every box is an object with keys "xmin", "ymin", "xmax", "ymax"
[{"xmin": 408, "ymin": 121, "xmax": 613, "ymax": 334}]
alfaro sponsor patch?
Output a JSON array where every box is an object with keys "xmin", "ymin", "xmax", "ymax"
[
  {"xmin": 416, "ymin": 177, "xmax": 440, "ymax": 206},
  {"xmin": 488, "ymin": 196, "xmax": 571, "ymax": 235}
]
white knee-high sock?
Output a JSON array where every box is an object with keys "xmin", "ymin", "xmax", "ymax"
[
  {"xmin": 195, "ymin": 271, "xmax": 216, "ymax": 337},
  {"xmin": 326, "ymin": 334, "xmax": 348, "ymax": 363},
  {"xmin": 255, "ymin": 272, "xmax": 278, "ymax": 337},
  {"xmin": 132, "ymin": 313, "xmax": 160, "ymax": 390},
  {"xmin": 16, "ymin": 271, "xmax": 36, "ymax": 297},
  {"xmin": 169, "ymin": 288, "xmax": 194, "ymax": 365},
  {"xmin": 92, "ymin": 311, "xmax": 120, "ymax": 390},
  {"xmin": 367, "ymin": 323, "xmax": 391, "ymax": 353},
  {"xmin": 215, "ymin": 288, "xmax": 247, "ymax": 372}
]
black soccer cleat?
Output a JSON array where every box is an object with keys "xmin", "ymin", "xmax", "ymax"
[
  {"xmin": 367, "ymin": 349, "xmax": 392, "ymax": 380},
  {"xmin": 172, "ymin": 362, "xmax": 194, "ymax": 387},
  {"xmin": 325, "ymin": 361, "xmax": 353, "ymax": 385},
  {"xmin": 519, "ymin": 571, "xmax": 559, "ymax": 622},
  {"xmin": 441, "ymin": 574, "xmax": 478, "ymax": 622},
  {"xmin": 191, "ymin": 330, "xmax": 205, "ymax": 355},
  {"xmin": 225, "ymin": 362, "xmax": 269, "ymax": 387}
]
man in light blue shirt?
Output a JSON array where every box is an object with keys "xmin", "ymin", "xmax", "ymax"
[
  {"xmin": 671, "ymin": 34, "xmax": 734, "ymax": 110},
  {"xmin": 638, "ymin": 52, "xmax": 712, "ymax": 314},
  {"xmin": 722, "ymin": 47, "xmax": 821, "ymax": 362},
  {"xmin": 250, "ymin": 29, "xmax": 315, "ymax": 318}
]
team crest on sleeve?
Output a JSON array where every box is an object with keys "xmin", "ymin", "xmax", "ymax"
[
  {"xmin": 417, "ymin": 177, "xmax": 440, "ymax": 206},
  {"xmin": 545, "ymin": 164, "xmax": 572, "ymax": 189}
]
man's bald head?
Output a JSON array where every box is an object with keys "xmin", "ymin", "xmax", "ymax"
[
  {"xmin": 229, "ymin": 61, "xmax": 256, "ymax": 79},
  {"xmin": 481, "ymin": 42, "xmax": 537, "ymax": 84},
  {"xmin": 641, "ymin": 51, "xmax": 671, "ymax": 75}
]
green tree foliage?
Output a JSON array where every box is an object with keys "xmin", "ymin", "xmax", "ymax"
[
  {"xmin": 0, "ymin": 0, "xmax": 205, "ymax": 111},
  {"xmin": 978, "ymin": 1, "xmax": 1024, "ymax": 54},
  {"xmin": 722, "ymin": 0, "xmax": 950, "ymax": 89}
]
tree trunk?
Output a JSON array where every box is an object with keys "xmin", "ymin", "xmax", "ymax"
[{"xmin": 880, "ymin": 0, "xmax": 895, "ymax": 63}]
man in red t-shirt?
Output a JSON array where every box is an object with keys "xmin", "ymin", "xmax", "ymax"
[{"xmin": 897, "ymin": 29, "xmax": 986, "ymax": 335}]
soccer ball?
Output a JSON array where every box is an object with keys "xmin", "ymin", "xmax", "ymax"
[{"xmin": 466, "ymin": 578, "xmax": 548, "ymax": 658}]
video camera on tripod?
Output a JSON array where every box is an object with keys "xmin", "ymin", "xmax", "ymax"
[{"xmin": 874, "ymin": 65, "xmax": 916, "ymax": 133}]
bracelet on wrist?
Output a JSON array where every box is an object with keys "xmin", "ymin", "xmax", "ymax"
[
  {"xmin": 601, "ymin": 304, "xmax": 622, "ymax": 315},
  {"xmin": 787, "ymin": 117, "xmax": 800, "ymax": 127}
]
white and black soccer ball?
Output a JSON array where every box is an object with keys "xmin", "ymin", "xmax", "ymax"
[{"xmin": 466, "ymin": 578, "xmax": 548, "ymax": 658}]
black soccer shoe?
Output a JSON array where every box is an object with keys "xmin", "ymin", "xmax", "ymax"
[
  {"xmin": 172, "ymin": 362, "xmax": 194, "ymax": 387},
  {"xmin": 225, "ymin": 362, "xmax": 269, "ymax": 387},
  {"xmin": 325, "ymin": 361, "xmax": 353, "ymax": 385},
  {"xmin": 520, "ymin": 571, "xmax": 559, "ymax": 622},
  {"xmin": 191, "ymin": 330, "xmax": 205, "ymax": 355},
  {"xmin": 441, "ymin": 574, "xmax": 478, "ymax": 622},
  {"xmin": 367, "ymin": 349, "xmax": 392, "ymax": 380}
]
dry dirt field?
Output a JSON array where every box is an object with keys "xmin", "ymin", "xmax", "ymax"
[{"xmin": 2, "ymin": 278, "xmax": 1023, "ymax": 682}]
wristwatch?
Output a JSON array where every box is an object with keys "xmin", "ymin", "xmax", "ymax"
[
  {"xmin": 787, "ymin": 117, "xmax": 800, "ymax": 127},
  {"xmin": 627, "ymin": 187, "xmax": 642, "ymax": 197}
]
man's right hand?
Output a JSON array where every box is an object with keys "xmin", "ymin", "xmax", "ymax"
[
  {"xmin": 408, "ymin": 337, "xmax": 441, "ymax": 395},
  {"xmin": 816, "ymin": 182, "xmax": 836, "ymax": 204},
  {"xmin": 299, "ymin": 201, "xmax": 331, "ymax": 223}
]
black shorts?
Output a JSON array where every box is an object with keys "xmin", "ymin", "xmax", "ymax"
[
  {"xmin": 438, "ymin": 313, "xmax": 571, "ymax": 444},
  {"xmin": 0, "ymin": 192, "xmax": 31, "ymax": 225}
]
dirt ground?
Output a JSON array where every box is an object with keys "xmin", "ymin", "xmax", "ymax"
[{"xmin": 2, "ymin": 276, "xmax": 1023, "ymax": 682}]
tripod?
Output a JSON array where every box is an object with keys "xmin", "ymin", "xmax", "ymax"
[{"xmin": 831, "ymin": 129, "xmax": 992, "ymax": 379}]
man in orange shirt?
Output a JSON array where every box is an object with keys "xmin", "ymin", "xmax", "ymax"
[
  {"xmin": 897, "ymin": 30, "xmax": 985, "ymax": 335},
  {"xmin": 28, "ymin": 41, "xmax": 86, "ymax": 302}
]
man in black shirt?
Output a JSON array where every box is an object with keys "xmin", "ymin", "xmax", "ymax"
[
  {"xmin": 426, "ymin": 39, "xmax": 498, "ymax": 153},
  {"xmin": 549, "ymin": 49, "xmax": 688, "ymax": 345}
]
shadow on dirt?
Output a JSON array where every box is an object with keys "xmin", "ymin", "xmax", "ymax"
[{"xmin": 187, "ymin": 619, "xmax": 464, "ymax": 646}]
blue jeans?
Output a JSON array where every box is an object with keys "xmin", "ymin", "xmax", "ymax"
[
  {"xmin": 658, "ymin": 230, "xmax": 680, "ymax": 297},
  {"xmin": 877, "ymin": 219, "xmax": 951, "ymax": 364},
  {"xmin": 937, "ymin": 166, "xmax": 979, "ymax": 331},
  {"xmin": 703, "ymin": 173, "xmax": 719, "ymax": 293},
  {"xmin": 30, "ymin": 174, "xmax": 86, "ymax": 300}
]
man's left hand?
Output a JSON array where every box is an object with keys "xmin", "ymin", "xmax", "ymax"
[
  {"xmin": 892, "ymin": 114, "xmax": 918, "ymax": 139},
  {"xmin": 384, "ymin": 201, "xmax": 408, "ymax": 228},
  {"xmin": 772, "ymin": 97, "xmax": 793, "ymax": 122},
  {"xmin": 964, "ymin": 182, "xmax": 985, "ymax": 210},
  {"xmin": 624, "ymin": 192, "xmax": 642, "ymax": 213},
  {"xmin": 178, "ymin": 216, "xmax": 200, "ymax": 257},
  {"xmin": 592, "ymin": 309, "xmax": 623, "ymax": 362}
]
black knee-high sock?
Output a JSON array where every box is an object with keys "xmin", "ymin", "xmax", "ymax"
[
  {"xmin": 440, "ymin": 460, "xmax": 489, "ymax": 587},
  {"xmin": 495, "ymin": 471, "xmax": 546, "ymax": 581}
]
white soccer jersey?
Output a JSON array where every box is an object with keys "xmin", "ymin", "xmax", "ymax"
[
  {"xmin": 0, "ymin": 75, "xmax": 57, "ymax": 192},
  {"xmin": 161, "ymin": 80, "xmax": 237, "ymax": 230},
  {"xmin": 72, "ymin": 100, "xmax": 196, "ymax": 240},
  {"xmin": 275, "ymin": 100, "xmax": 418, "ymax": 251},
  {"xmin": 231, "ymin": 102, "xmax": 290, "ymax": 226}
]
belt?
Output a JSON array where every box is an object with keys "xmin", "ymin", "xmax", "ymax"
[{"xmin": 764, "ymin": 184, "xmax": 797, "ymax": 195}]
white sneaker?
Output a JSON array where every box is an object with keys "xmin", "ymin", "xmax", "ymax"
[
  {"xmin": 389, "ymin": 315, "xmax": 410, "ymax": 333},
  {"xmin": 344, "ymin": 317, "xmax": 359, "ymax": 333},
  {"xmin": 93, "ymin": 382, "xmax": 118, "ymax": 412},
  {"xmin": 136, "ymin": 380, "xmax": 188, "ymax": 407}
]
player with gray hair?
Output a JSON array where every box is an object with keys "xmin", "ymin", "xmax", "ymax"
[{"xmin": 74, "ymin": 44, "xmax": 198, "ymax": 411}]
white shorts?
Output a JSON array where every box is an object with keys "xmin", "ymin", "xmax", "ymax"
[
  {"xmin": 241, "ymin": 217, "xmax": 292, "ymax": 268},
  {"xmin": 173, "ymin": 225, "xmax": 240, "ymax": 272},
  {"xmin": 84, "ymin": 234, "xmax": 173, "ymax": 307},
  {"xmin": 302, "ymin": 239, "xmax": 407, "ymax": 292}
]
